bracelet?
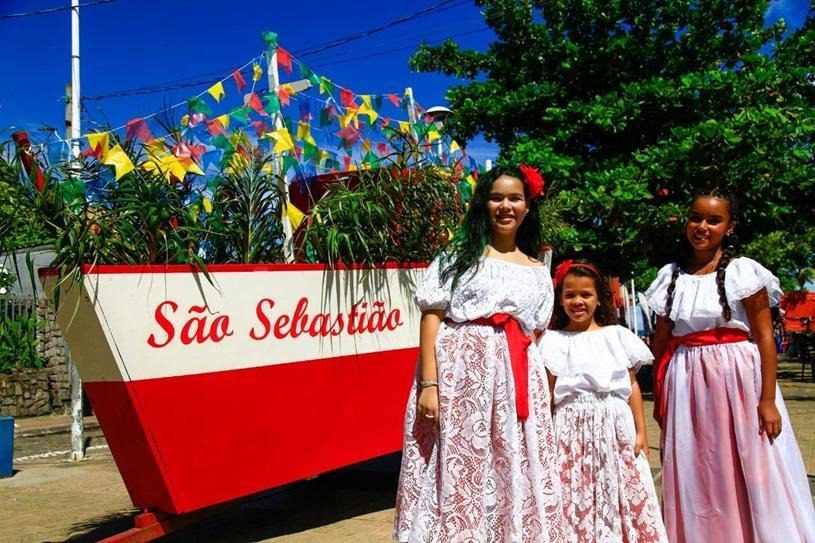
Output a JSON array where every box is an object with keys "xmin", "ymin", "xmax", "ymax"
[{"xmin": 420, "ymin": 379, "xmax": 439, "ymax": 388}]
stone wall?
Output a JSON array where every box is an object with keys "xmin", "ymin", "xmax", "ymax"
[{"xmin": 0, "ymin": 300, "xmax": 70, "ymax": 417}]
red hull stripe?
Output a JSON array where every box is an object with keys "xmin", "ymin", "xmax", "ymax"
[
  {"xmin": 39, "ymin": 262, "xmax": 428, "ymax": 277},
  {"xmin": 85, "ymin": 347, "xmax": 417, "ymax": 514}
]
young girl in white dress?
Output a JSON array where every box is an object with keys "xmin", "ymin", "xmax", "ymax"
[
  {"xmin": 645, "ymin": 189, "xmax": 815, "ymax": 542},
  {"xmin": 394, "ymin": 165, "xmax": 564, "ymax": 543},
  {"xmin": 540, "ymin": 259, "xmax": 667, "ymax": 543}
]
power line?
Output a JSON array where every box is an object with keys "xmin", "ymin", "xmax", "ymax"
[
  {"xmin": 83, "ymin": 0, "xmax": 473, "ymax": 101},
  {"xmin": 0, "ymin": 0, "xmax": 117, "ymax": 20}
]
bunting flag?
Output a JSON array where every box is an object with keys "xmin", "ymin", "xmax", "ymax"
[
  {"xmin": 187, "ymin": 96, "xmax": 212, "ymax": 116},
  {"xmin": 357, "ymin": 95, "xmax": 378, "ymax": 123},
  {"xmin": 285, "ymin": 201, "xmax": 305, "ymax": 229},
  {"xmin": 450, "ymin": 140, "xmax": 461, "ymax": 153},
  {"xmin": 246, "ymin": 92, "xmax": 266, "ymax": 115},
  {"xmin": 319, "ymin": 76, "xmax": 334, "ymax": 96},
  {"xmin": 268, "ymin": 127, "xmax": 295, "ymax": 153},
  {"xmin": 340, "ymin": 88, "xmax": 355, "ymax": 107},
  {"xmin": 296, "ymin": 121, "xmax": 316, "ymax": 145},
  {"xmin": 85, "ymin": 132, "xmax": 110, "ymax": 159},
  {"xmin": 125, "ymin": 118, "xmax": 153, "ymax": 142},
  {"xmin": 262, "ymin": 31, "xmax": 278, "ymax": 49},
  {"xmin": 398, "ymin": 121, "xmax": 411, "ymax": 134},
  {"xmin": 231, "ymin": 69, "xmax": 246, "ymax": 92},
  {"xmin": 207, "ymin": 82, "xmax": 226, "ymax": 103},
  {"xmin": 278, "ymin": 85, "xmax": 291, "ymax": 107},
  {"xmin": 277, "ymin": 47, "xmax": 292, "ymax": 74},
  {"xmin": 102, "ymin": 144, "xmax": 135, "ymax": 180},
  {"xmin": 202, "ymin": 197, "xmax": 213, "ymax": 213},
  {"xmin": 387, "ymin": 93, "xmax": 401, "ymax": 107},
  {"xmin": 253, "ymin": 63, "xmax": 263, "ymax": 82}
]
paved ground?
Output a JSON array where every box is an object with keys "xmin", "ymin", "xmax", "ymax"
[{"xmin": 1, "ymin": 360, "xmax": 813, "ymax": 542}]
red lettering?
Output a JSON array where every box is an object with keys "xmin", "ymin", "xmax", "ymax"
[
  {"xmin": 386, "ymin": 309, "xmax": 404, "ymax": 330},
  {"xmin": 147, "ymin": 300, "xmax": 178, "ymax": 348},
  {"xmin": 210, "ymin": 315, "xmax": 234, "ymax": 342},
  {"xmin": 249, "ymin": 298, "xmax": 275, "ymax": 340},
  {"xmin": 291, "ymin": 297, "xmax": 309, "ymax": 338},
  {"xmin": 274, "ymin": 314, "xmax": 290, "ymax": 339}
]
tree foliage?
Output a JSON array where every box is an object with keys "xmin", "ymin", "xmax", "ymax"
[{"xmin": 411, "ymin": 0, "xmax": 815, "ymax": 286}]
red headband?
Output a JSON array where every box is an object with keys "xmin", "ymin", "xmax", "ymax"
[
  {"xmin": 553, "ymin": 260, "xmax": 601, "ymax": 288},
  {"xmin": 518, "ymin": 164, "xmax": 545, "ymax": 200}
]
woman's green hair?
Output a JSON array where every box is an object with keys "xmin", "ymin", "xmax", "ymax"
[{"xmin": 439, "ymin": 165, "xmax": 543, "ymax": 291}]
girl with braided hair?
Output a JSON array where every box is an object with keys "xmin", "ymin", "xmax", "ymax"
[
  {"xmin": 645, "ymin": 190, "xmax": 815, "ymax": 542},
  {"xmin": 394, "ymin": 165, "xmax": 564, "ymax": 543}
]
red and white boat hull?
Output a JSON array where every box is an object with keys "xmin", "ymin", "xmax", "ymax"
[{"xmin": 44, "ymin": 264, "xmax": 424, "ymax": 514}]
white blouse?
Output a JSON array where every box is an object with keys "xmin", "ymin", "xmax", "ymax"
[
  {"xmin": 644, "ymin": 257, "xmax": 782, "ymax": 336},
  {"xmin": 538, "ymin": 325, "xmax": 653, "ymax": 405},
  {"xmin": 414, "ymin": 254, "xmax": 554, "ymax": 334}
]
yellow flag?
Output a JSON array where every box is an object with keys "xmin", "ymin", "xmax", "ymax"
[
  {"xmin": 362, "ymin": 139, "xmax": 371, "ymax": 152},
  {"xmin": 268, "ymin": 128, "xmax": 294, "ymax": 153},
  {"xmin": 207, "ymin": 82, "xmax": 225, "ymax": 103},
  {"xmin": 427, "ymin": 126, "xmax": 441, "ymax": 143},
  {"xmin": 338, "ymin": 108, "xmax": 359, "ymax": 128},
  {"xmin": 285, "ymin": 201, "xmax": 305, "ymax": 229},
  {"xmin": 252, "ymin": 63, "xmax": 263, "ymax": 81},
  {"xmin": 86, "ymin": 132, "xmax": 109, "ymax": 159},
  {"xmin": 102, "ymin": 144, "xmax": 134, "ymax": 180},
  {"xmin": 215, "ymin": 114, "xmax": 230, "ymax": 130},
  {"xmin": 296, "ymin": 121, "xmax": 316, "ymax": 145},
  {"xmin": 281, "ymin": 83, "xmax": 296, "ymax": 96},
  {"xmin": 181, "ymin": 158, "xmax": 204, "ymax": 176},
  {"xmin": 358, "ymin": 95, "xmax": 379, "ymax": 123},
  {"xmin": 450, "ymin": 140, "xmax": 461, "ymax": 153},
  {"xmin": 398, "ymin": 121, "xmax": 411, "ymax": 134},
  {"xmin": 202, "ymin": 197, "xmax": 213, "ymax": 214},
  {"xmin": 180, "ymin": 114, "xmax": 190, "ymax": 127},
  {"xmin": 466, "ymin": 174, "xmax": 476, "ymax": 190}
]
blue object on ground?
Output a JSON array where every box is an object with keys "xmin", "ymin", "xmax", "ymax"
[{"xmin": 0, "ymin": 416, "xmax": 13, "ymax": 478}]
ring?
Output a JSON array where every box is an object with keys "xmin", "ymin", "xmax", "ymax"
[{"xmin": 424, "ymin": 413, "xmax": 435, "ymax": 419}]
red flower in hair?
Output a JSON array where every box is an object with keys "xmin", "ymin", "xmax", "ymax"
[
  {"xmin": 518, "ymin": 164, "xmax": 545, "ymax": 200},
  {"xmin": 553, "ymin": 260, "xmax": 573, "ymax": 288}
]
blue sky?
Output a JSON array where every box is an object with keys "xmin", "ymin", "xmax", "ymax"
[{"xmin": 0, "ymin": 0, "xmax": 811, "ymax": 166}]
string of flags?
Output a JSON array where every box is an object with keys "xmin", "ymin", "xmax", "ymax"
[{"xmin": 75, "ymin": 32, "xmax": 483, "ymax": 228}]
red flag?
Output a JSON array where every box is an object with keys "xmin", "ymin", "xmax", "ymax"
[
  {"xmin": 376, "ymin": 142, "xmax": 389, "ymax": 155},
  {"xmin": 206, "ymin": 118, "xmax": 227, "ymax": 136},
  {"xmin": 343, "ymin": 156, "xmax": 352, "ymax": 170},
  {"xmin": 277, "ymin": 47, "xmax": 293, "ymax": 74},
  {"xmin": 340, "ymin": 88, "xmax": 355, "ymax": 107},
  {"xmin": 387, "ymin": 94, "xmax": 401, "ymax": 107},
  {"xmin": 278, "ymin": 85, "xmax": 291, "ymax": 107},
  {"xmin": 246, "ymin": 92, "xmax": 266, "ymax": 115},
  {"xmin": 251, "ymin": 120, "xmax": 267, "ymax": 137},
  {"xmin": 125, "ymin": 118, "xmax": 153, "ymax": 142},
  {"xmin": 232, "ymin": 69, "xmax": 246, "ymax": 92}
]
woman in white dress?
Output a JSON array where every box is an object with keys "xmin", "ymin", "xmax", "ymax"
[
  {"xmin": 540, "ymin": 259, "xmax": 667, "ymax": 543},
  {"xmin": 394, "ymin": 165, "xmax": 564, "ymax": 543},
  {"xmin": 645, "ymin": 189, "xmax": 815, "ymax": 542}
]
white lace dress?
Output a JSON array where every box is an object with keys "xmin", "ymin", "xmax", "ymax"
[
  {"xmin": 645, "ymin": 257, "xmax": 815, "ymax": 543},
  {"xmin": 394, "ymin": 255, "xmax": 564, "ymax": 543},
  {"xmin": 540, "ymin": 326, "xmax": 667, "ymax": 543}
]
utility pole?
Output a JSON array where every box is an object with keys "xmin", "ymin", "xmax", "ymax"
[{"xmin": 67, "ymin": 0, "xmax": 84, "ymax": 461}]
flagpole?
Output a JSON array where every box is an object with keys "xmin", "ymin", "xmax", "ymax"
[{"xmin": 266, "ymin": 46, "xmax": 294, "ymax": 262}]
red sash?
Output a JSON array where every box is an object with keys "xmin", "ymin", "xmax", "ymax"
[
  {"xmin": 654, "ymin": 327, "xmax": 750, "ymax": 425},
  {"xmin": 450, "ymin": 313, "xmax": 531, "ymax": 420}
]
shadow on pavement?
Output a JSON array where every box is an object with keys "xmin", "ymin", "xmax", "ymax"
[{"xmin": 63, "ymin": 453, "xmax": 401, "ymax": 542}]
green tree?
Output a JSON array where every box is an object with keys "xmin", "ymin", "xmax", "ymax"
[{"xmin": 411, "ymin": 1, "xmax": 815, "ymax": 286}]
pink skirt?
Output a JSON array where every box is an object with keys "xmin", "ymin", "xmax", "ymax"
[
  {"xmin": 555, "ymin": 394, "xmax": 667, "ymax": 543},
  {"xmin": 394, "ymin": 322, "xmax": 564, "ymax": 543},
  {"xmin": 662, "ymin": 342, "xmax": 815, "ymax": 542}
]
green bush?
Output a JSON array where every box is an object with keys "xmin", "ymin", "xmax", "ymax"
[{"xmin": 0, "ymin": 312, "xmax": 45, "ymax": 374}]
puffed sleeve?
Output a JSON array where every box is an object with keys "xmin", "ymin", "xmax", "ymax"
[
  {"xmin": 725, "ymin": 257, "xmax": 783, "ymax": 306},
  {"xmin": 644, "ymin": 262, "xmax": 679, "ymax": 318},
  {"xmin": 534, "ymin": 267, "xmax": 555, "ymax": 330},
  {"xmin": 537, "ymin": 331, "xmax": 567, "ymax": 376},
  {"xmin": 615, "ymin": 326, "xmax": 654, "ymax": 372},
  {"xmin": 414, "ymin": 253, "xmax": 453, "ymax": 311}
]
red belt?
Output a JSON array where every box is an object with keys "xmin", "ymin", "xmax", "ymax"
[
  {"xmin": 448, "ymin": 313, "xmax": 531, "ymax": 420},
  {"xmin": 654, "ymin": 327, "xmax": 750, "ymax": 425}
]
